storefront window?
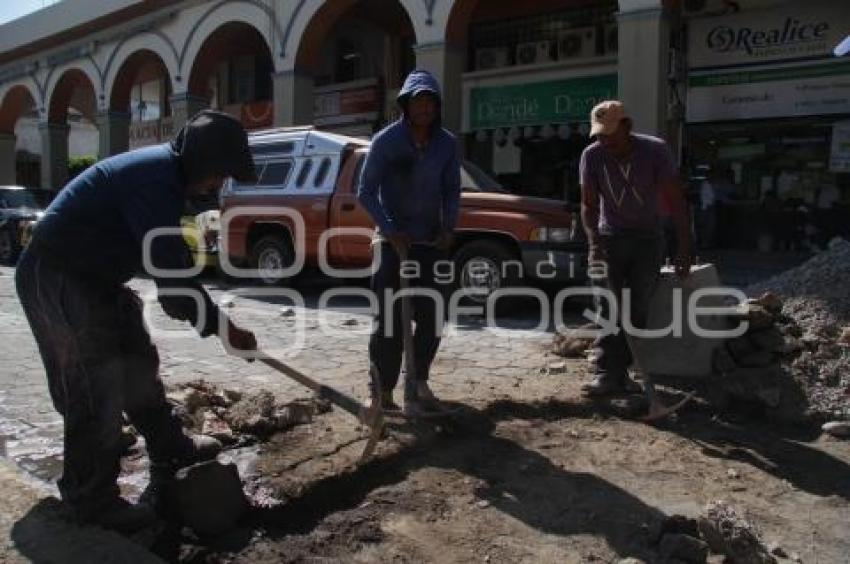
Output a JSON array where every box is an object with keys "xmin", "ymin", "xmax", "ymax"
[{"xmin": 685, "ymin": 118, "xmax": 850, "ymax": 252}]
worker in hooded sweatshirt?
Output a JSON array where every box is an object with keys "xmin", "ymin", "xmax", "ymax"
[
  {"xmin": 357, "ymin": 69, "xmax": 461, "ymax": 416},
  {"xmin": 15, "ymin": 110, "xmax": 258, "ymax": 533}
]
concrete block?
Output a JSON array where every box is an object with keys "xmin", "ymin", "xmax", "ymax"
[
  {"xmin": 173, "ymin": 461, "xmax": 249, "ymax": 536},
  {"xmin": 632, "ymin": 264, "xmax": 729, "ymax": 378}
]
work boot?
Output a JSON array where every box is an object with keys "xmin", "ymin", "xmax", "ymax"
[
  {"xmin": 581, "ymin": 374, "xmax": 625, "ymax": 397},
  {"xmin": 149, "ymin": 434, "xmax": 223, "ymax": 483},
  {"xmin": 75, "ymin": 497, "xmax": 158, "ymax": 534},
  {"xmin": 143, "ymin": 434, "xmax": 223, "ymax": 516},
  {"xmin": 367, "ymin": 390, "xmax": 401, "ymax": 412},
  {"xmin": 176, "ymin": 434, "xmax": 223, "ymax": 467},
  {"xmin": 620, "ymin": 374, "xmax": 643, "ymax": 394},
  {"xmin": 415, "ymin": 381, "xmax": 442, "ymax": 411}
]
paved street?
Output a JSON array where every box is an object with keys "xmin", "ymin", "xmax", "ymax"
[{"xmin": 0, "ymin": 265, "xmax": 560, "ymax": 487}]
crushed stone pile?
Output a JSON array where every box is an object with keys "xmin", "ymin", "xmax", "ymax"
[
  {"xmin": 697, "ymin": 501, "xmax": 777, "ymax": 564},
  {"xmin": 738, "ymin": 238, "xmax": 850, "ymax": 422},
  {"xmin": 166, "ymin": 380, "xmax": 331, "ymax": 445},
  {"xmin": 645, "ymin": 502, "xmax": 778, "ymax": 564}
]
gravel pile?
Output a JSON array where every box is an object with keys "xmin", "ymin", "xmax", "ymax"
[
  {"xmin": 743, "ymin": 239, "xmax": 850, "ymax": 422},
  {"xmin": 748, "ymin": 238, "xmax": 850, "ymax": 332}
]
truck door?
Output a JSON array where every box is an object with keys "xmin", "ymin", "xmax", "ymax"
[{"xmin": 328, "ymin": 149, "xmax": 375, "ymax": 266}]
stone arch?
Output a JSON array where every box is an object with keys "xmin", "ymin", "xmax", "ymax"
[
  {"xmin": 180, "ymin": 0, "xmax": 278, "ymax": 80},
  {"xmin": 107, "ymin": 49, "xmax": 174, "ymax": 115},
  {"xmin": 44, "ymin": 59, "xmax": 102, "ymax": 122},
  {"xmin": 0, "ymin": 82, "xmax": 39, "ymax": 134},
  {"xmin": 282, "ymin": 0, "xmax": 422, "ymax": 72},
  {"xmin": 103, "ymin": 31, "xmax": 179, "ymax": 108},
  {"xmin": 445, "ymin": 0, "xmax": 480, "ymax": 46},
  {"xmin": 47, "ymin": 68, "xmax": 98, "ymax": 124},
  {"xmin": 185, "ymin": 20, "xmax": 275, "ymax": 102}
]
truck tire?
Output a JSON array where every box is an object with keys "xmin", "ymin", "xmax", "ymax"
[
  {"xmin": 250, "ymin": 234, "xmax": 294, "ymax": 286},
  {"xmin": 0, "ymin": 227, "xmax": 21, "ymax": 266},
  {"xmin": 453, "ymin": 240, "xmax": 520, "ymax": 308}
]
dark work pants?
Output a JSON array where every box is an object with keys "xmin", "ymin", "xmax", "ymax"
[
  {"xmin": 15, "ymin": 250, "xmax": 191, "ymax": 511},
  {"xmin": 591, "ymin": 235, "xmax": 662, "ymax": 381},
  {"xmin": 368, "ymin": 243, "xmax": 447, "ymax": 397}
]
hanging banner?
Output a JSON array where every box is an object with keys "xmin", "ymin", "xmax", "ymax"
[
  {"xmin": 686, "ymin": 61, "xmax": 850, "ymax": 122},
  {"xmin": 242, "ymin": 100, "xmax": 273, "ymax": 129}
]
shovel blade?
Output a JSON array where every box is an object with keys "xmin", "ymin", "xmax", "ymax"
[{"xmin": 642, "ymin": 391, "xmax": 695, "ymax": 422}]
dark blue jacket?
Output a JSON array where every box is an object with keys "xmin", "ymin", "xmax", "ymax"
[
  {"xmin": 357, "ymin": 70, "xmax": 461, "ymax": 242},
  {"xmin": 31, "ymin": 144, "xmax": 219, "ymax": 336}
]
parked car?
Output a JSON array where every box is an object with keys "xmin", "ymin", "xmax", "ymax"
[
  {"xmin": 0, "ymin": 186, "xmax": 51, "ymax": 265},
  {"xmin": 219, "ymin": 127, "xmax": 586, "ymax": 300},
  {"xmin": 180, "ymin": 192, "xmax": 222, "ymax": 270}
]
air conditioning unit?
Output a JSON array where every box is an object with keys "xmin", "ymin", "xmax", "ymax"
[
  {"xmin": 515, "ymin": 41, "xmax": 554, "ymax": 66},
  {"xmin": 603, "ymin": 24, "xmax": 618, "ymax": 55},
  {"xmin": 557, "ymin": 27, "xmax": 597, "ymax": 60},
  {"xmin": 475, "ymin": 47, "xmax": 510, "ymax": 70}
]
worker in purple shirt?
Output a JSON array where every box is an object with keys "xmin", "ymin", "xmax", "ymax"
[{"xmin": 579, "ymin": 101, "xmax": 692, "ymax": 396}]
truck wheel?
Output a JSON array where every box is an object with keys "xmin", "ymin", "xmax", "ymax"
[
  {"xmin": 250, "ymin": 235, "xmax": 294, "ymax": 286},
  {"xmin": 0, "ymin": 228, "xmax": 20, "ymax": 265},
  {"xmin": 453, "ymin": 240, "xmax": 519, "ymax": 307}
]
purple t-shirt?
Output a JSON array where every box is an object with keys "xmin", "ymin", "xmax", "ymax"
[{"xmin": 579, "ymin": 133, "xmax": 678, "ymax": 236}]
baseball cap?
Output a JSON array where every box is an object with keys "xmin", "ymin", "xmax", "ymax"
[
  {"xmin": 171, "ymin": 110, "xmax": 258, "ymax": 185},
  {"xmin": 589, "ymin": 100, "xmax": 629, "ymax": 137}
]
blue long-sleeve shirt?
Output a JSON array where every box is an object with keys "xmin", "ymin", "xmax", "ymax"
[
  {"xmin": 30, "ymin": 144, "xmax": 220, "ymax": 336},
  {"xmin": 357, "ymin": 118, "xmax": 461, "ymax": 242}
]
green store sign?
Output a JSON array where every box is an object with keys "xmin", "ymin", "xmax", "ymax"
[{"xmin": 470, "ymin": 74, "xmax": 617, "ymax": 130}]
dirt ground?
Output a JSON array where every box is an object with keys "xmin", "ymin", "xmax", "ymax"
[{"xmin": 156, "ymin": 355, "xmax": 850, "ymax": 564}]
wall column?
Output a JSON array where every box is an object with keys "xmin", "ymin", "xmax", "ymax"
[
  {"xmin": 0, "ymin": 133, "xmax": 17, "ymax": 184},
  {"xmin": 413, "ymin": 41, "xmax": 465, "ymax": 135},
  {"xmin": 617, "ymin": 0, "xmax": 669, "ymax": 137},
  {"xmin": 272, "ymin": 71, "xmax": 313, "ymax": 127},
  {"xmin": 97, "ymin": 111, "xmax": 130, "ymax": 159},
  {"xmin": 39, "ymin": 122, "xmax": 69, "ymax": 190},
  {"xmin": 169, "ymin": 93, "xmax": 209, "ymax": 128}
]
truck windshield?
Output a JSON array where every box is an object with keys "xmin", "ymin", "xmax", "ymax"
[
  {"xmin": 461, "ymin": 160, "xmax": 508, "ymax": 193},
  {"xmin": 0, "ymin": 189, "xmax": 39, "ymax": 209}
]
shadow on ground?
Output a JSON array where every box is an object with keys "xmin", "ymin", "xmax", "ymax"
[{"xmin": 11, "ymin": 498, "xmax": 165, "ymax": 563}]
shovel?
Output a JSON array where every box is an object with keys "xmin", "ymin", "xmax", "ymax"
[
  {"xmin": 622, "ymin": 331, "xmax": 694, "ymax": 422},
  {"xmin": 257, "ymin": 351, "xmax": 383, "ymax": 464},
  {"xmin": 397, "ymin": 245, "xmax": 458, "ymax": 419}
]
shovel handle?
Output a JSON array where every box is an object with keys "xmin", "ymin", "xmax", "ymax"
[{"xmin": 259, "ymin": 354, "xmax": 364, "ymax": 419}]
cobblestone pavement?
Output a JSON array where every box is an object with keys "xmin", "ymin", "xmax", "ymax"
[{"xmin": 0, "ymin": 266, "xmax": 565, "ymax": 487}]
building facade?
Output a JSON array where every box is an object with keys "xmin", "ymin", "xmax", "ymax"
[
  {"xmin": 0, "ymin": 0, "xmax": 846, "ymax": 250},
  {"xmin": 683, "ymin": 0, "xmax": 850, "ymax": 251},
  {"xmin": 0, "ymin": 0, "xmax": 673, "ymax": 190}
]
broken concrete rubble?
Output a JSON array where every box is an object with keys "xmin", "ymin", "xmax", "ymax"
[
  {"xmin": 166, "ymin": 380, "xmax": 331, "ymax": 443},
  {"xmin": 821, "ymin": 420, "xmax": 850, "ymax": 438},
  {"xmin": 697, "ymin": 501, "xmax": 776, "ymax": 564},
  {"xmin": 551, "ymin": 323, "xmax": 596, "ymax": 358}
]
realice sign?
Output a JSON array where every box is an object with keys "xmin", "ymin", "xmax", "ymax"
[
  {"xmin": 689, "ymin": 2, "xmax": 850, "ymax": 69},
  {"xmin": 706, "ymin": 18, "xmax": 829, "ymax": 56}
]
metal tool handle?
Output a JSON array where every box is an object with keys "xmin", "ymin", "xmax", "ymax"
[
  {"xmin": 397, "ymin": 245, "xmax": 419, "ymax": 402},
  {"xmin": 258, "ymin": 354, "xmax": 364, "ymax": 419}
]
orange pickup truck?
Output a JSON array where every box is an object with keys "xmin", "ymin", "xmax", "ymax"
[{"xmin": 219, "ymin": 127, "xmax": 586, "ymax": 298}]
